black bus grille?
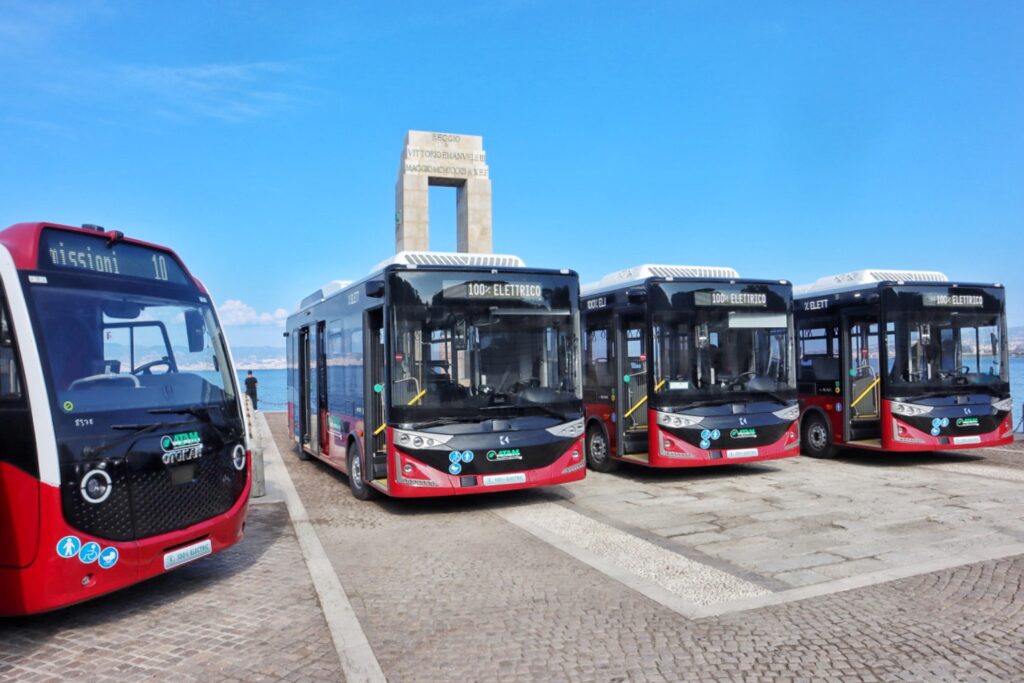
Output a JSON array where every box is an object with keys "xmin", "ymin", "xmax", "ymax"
[{"xmin": 62, "ymin": 447, "xmax": 247, "ymax": 542}]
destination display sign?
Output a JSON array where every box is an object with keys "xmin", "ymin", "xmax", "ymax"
[
  {"xmin": 922, "ymin": 293, "xmax": 985, "ymax": 308},
  {"xmin": 694, "ymin": 290, "xmax": 768, "ymax": 307},
  {"xmin": 39, "ymin": 229, "xmax": 190, "ymax": 286},
  {"xmin": 443, "ymin": 280, "xmax": 544, "ymax": 301}
]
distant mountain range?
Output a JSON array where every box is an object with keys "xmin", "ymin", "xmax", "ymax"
[{"xmin": 230, "ymin": 346, "xmax": 287, "ymax": 370}]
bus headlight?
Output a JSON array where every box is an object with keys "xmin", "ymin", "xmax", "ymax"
[
  {"xmin": 992, "ymin": 397, "xmax": 1013, "ymax": 412},
  {"xmin": 654, "ymin": 411, "xmax": 702, "ymax": 428},
  {"xmin": 232, "ymin": 445, "xmax": 247, "ymax": 471},
  {"xmin": 891, "ymin": 401, "xmax": 934, "ymax": 417},
  {"xmin": 545, "ymin": 419, "xmax": 584, "ymax": 438},
  {"xmin": 392, "ymin": 428, "xmax": 454, "ymax": 449},
  {"xmin": 772, "ymin": 404, "xmax": 800, "ymax": 421},
  {"xmin": 81, "ymin": 469, "xmax": 113, "ymax": 504}
]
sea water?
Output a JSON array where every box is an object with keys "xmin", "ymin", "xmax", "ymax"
[{"xmin": 228, "ymin": 362, "xmax": 1024, "ymax": 428}]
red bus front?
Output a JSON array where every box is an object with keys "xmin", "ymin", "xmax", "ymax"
[{"xmin": 0, "ymin": 223, "xmax": 250, "ymax": 615}]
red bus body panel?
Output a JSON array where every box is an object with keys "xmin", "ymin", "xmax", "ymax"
[
  {"xmin": 380, "ymin": 429, "xmax": 586, "ymax": 498},
  {"xmin": 0, "ymin": 466, "xmax": 250, "ymax": 616},
  {"xmin": 799, "ymin": 396, "xmax": 1013, "ymax": 452},
  {"xmin": 584, "ymin": 405, "xmax": 800, "ymax": 468}
]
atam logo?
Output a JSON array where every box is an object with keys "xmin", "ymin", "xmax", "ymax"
[
  {"xmin": 730, "ymin": 428, "xmax": 757, "ymax": 439},
  {"xmin": 160, "ymin": 431, "xmax": 203, "ymax": 465}
]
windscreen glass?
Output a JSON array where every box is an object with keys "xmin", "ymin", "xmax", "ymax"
[
  {"xmin": 884, "ymin": 286, "xmax": 1008, "ymax": 397},
  {"xmin": 651, "ymin": 282, "xmax": 795, "ymax": 407},
  {"xmin": 388, "ymin": 271, "xmax": 581, "ymax": 425},
  {"xmin": 29, "ymin": 285, "xmax": 236, "ymax": 414}
]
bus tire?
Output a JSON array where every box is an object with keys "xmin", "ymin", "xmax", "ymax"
[
  {"xmin": 296, "ymin": 442, "xmax": 310, "ymax": 461},
  {"xmin": 586, "ymin": 424, "xmax": 618, "ymax": 472},
  {"xmin": 347, "ymin": 440, "xmax": 374, "ymax": 500},
  {"xmin": 801, "ymin": 413, "xmax": 837, "ymax": 459}
]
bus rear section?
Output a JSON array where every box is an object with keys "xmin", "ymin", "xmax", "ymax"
[
  {"xmin": 286, "ymin": 252, "xmax": 586, "ymax": 499},
  {"xmin": 794, "ymin": 269, "xmax": 1013, "ymax": 457},
  {"xmin": 580, "ymin": 265, "xmax": 800, "ymax": 471},
  {"xmin": 0, "ymin": 222, "xmax": 250, "ymax": 616}
]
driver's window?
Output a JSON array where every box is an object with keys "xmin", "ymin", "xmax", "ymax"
[{"xmin": 103, "ymin": 327, "xmax": 130, "ymax": 374}]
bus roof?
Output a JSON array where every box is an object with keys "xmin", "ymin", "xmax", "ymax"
[
  {"xmin": 794, "ymin": 269, "xmax": 949, "ymax": 298},
  {"xmin": 582, "ymin": 264, "xmax": 741, "ymax": 297},
  {"xmin": 296, "ymin": 250, "xmax": 528, "ymax": 311}
]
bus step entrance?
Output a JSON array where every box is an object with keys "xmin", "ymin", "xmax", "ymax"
[
  {"xmin": 622, "ymin": 430, "xmax": 648, "ymax": 455},
  {"xmin": 370, "ymin": 451, "xmax": 388, "ymax": 479}
]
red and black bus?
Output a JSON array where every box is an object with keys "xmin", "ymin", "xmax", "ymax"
[
  {"xmin": 580, "ymin": 265, "xmax": 799, "ymax": 470},
  {"xmin": 794, "ymin": 269, "xmax": 1013, "ymax": 457},
  {"xmin": 0, "ymin": 222, "xmax": 250, "ymax": 615},
  {"xmin": 285, "ymin": 251, "xmax": 585, "ymax": 499}
]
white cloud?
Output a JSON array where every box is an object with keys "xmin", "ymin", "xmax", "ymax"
[
  {"xmin": 112, "ymin": 61, "xmax": 299, "ymax": 122},
  {"xmin": 219, "ymin": 300, "xmax": 289, "ymax": 327}
]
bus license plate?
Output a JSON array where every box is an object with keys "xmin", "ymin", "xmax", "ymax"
[
  {"xmin": 164, "ymin": 539, "xmax": 212, "ymax": 570},
  {"xmin": 726, "ymin": 448, "xmax": 758, "ymax": 459},
  {"xmin": 953, "ymin": 435, "xmax": 982, "ymax": 445},
  {"xmin": 482, "ymin": 473, "xmax": 527, "ymax": 487}
]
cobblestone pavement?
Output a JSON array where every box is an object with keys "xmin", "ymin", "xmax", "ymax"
[
  {"xmin": 268, "ymin": 413, "xmax": 1024, "ymax": 682},
  {"xmin": 0, "ymin": 504, "xmax": 343, "ymax": 683}
]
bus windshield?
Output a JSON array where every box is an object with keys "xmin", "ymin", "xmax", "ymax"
[
  {"xmin": 29, "ymin": 284, "xmax": 236, "ymax": 415},
  {"xmin": 884, "ymin": 286, "xmax": 1009, "ymax": 398},
  {"xmin": 650, "ymin": 282, "xmax": 795, "ymax": 408},
  {"xmin": 388, "ymin": 270, "xmax": 581, "ymax": 425}
]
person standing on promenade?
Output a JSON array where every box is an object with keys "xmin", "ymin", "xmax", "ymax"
[{"xmin": 244, "ymin": 370, "xmax": 259, "ymax": 410}]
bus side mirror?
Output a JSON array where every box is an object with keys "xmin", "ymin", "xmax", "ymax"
[
  {"xmin": 990, "ymin": 333, "xmax": 998, "ymax": 357},
  {"xmin": 185, "ymin": 310, "xmax": 206, "ymax": 352},
  {"xmin": 626, "ymin": 288, "xmax": 646, "ymax": 305},
  {"xmin": 365, "ymin": 280, "xmax": 385, "ymax": 298}
]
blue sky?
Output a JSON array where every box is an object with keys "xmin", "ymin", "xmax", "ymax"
[{"xmin": 1, "ymin": 1, "xmax": 1022, "ymax": 347}]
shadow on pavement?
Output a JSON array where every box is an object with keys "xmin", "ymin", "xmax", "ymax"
[{"xmin": 826, "ymin": 449, "xmax": 985, "ymax": 468}]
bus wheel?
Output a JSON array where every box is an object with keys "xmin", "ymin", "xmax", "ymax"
[
  {"xmin": 586, "ymin": 424, "xmax": 618, "ymax": 472},
  {"xmin": 296, "ymin": 442, "xmax": 310, "ymax": 461},
  {"xmin": 802, "ymin": 413, "xmax": 836, "ymax": 459},
  {"xmin": 347, "ymin": 441, "xmax": 375, "ymax": 500}
]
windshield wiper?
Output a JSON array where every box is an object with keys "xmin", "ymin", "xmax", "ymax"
[
  {"xmin": 406, "ymin": 417, "xmax": 469, "ymax": 430},
  {"xmin": 518, "ymin": 403, "xmax": 573, "ymax": 421},
  {"xmin": 674, "ymin": 398, "xmax": 737, "ymax": 409},
  {"xmin": 150, "ymin": 405, "xmax": 212, "ymax": 420},
  {"xmin": 87, "ymin": 420, "xmax": 191, "ymax": 458}
]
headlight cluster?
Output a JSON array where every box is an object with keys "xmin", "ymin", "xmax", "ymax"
[
  {"xmin": 393, "ymin": 429, "xmax": 453, "ymax": 449},
  {"xmin": 655, "ymin": 411, "xmax": 703, "ymax": 428},
  {"xmin": 545, "ymin": 419, "xmax": 585, "ymax": 438},
  {"xmin": 772, "ymin": 404, "xmax": 800, "ymax": 421},
  {"xmin": 992, "ymin": 397, "xmax": 1013, "ymax": 412},
  {"xmin": 890, "ymin": 401, "xmax": 934, "ymax": 417},
  {"xmin": 232, "ymin": 445, "xmax": 247, "ymax": 471}
]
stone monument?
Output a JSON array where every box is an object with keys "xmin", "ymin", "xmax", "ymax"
[{"xmin": 395, "ymin": 131, "xmax": 492, "ymax": 253}]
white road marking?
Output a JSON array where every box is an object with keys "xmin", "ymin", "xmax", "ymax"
[
  {"xmin": 494, "ymin": 501, "xmax": 768, "ymax": 619},
  {"xmin": 924, "ymin": 462, "xmax": 1024, "ymax": 482},
  {"xmin": 256, "ymin": 412, "xmax": 386, "ymax": 683}
]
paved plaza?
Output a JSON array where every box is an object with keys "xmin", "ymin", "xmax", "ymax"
[{"xmin": 2, "ymin": 413, "xmax": 1023, "ymax": 682}]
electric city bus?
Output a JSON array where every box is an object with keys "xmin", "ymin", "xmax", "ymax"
[
  {"xmin": 580, "ymin": 265, "xmax": 799, "ymax": 471},
  {"xmin": 0, "ymin": 222, "xmax": 250, "ymax": 616},
  {"xmin": 285, "ymin": 251, "xmax": 585, "ymax": 499},
  {"xmin": 794, "ymin": 269, "xmax": 1013, "ymax": 457}
]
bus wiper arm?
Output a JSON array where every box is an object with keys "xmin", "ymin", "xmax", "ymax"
[
  {"xmin": 88, "ymin": 420, "xmax": 191, "ymax": 458},
  {"xmin": 150, "ymin": 405, "xmax": 211, "ymax": 420}
]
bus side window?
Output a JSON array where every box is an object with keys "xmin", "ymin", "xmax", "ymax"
[
  {"xmin": 0, "ymin": 296, "xmax": 22, "ymax": 399},
  {"xmin": 797, "ymin": 321, "xmax": 839, "ymax": 383},
  {"xmin": 584, "ymin": 326, "xmax": 612, "ymax": 388}
]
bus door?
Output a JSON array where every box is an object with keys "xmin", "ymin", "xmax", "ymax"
[
  {"xmin": 842, "ymin": 311, "xmax": 881, "ymax": 442},
  {"xmin": 297, "ymin": 325, "xmax": 312, "ymax": 448},
  {"xmin": 316, "ymin": 321, "xmax": 328, "ymax": 457},
  {"xmin": 617, "ymin": 315, "xmax": 649, "ymax": 456},
  {"xmin": 364, "ymin": 307, "xmax": 387, "ymax": 480}
]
